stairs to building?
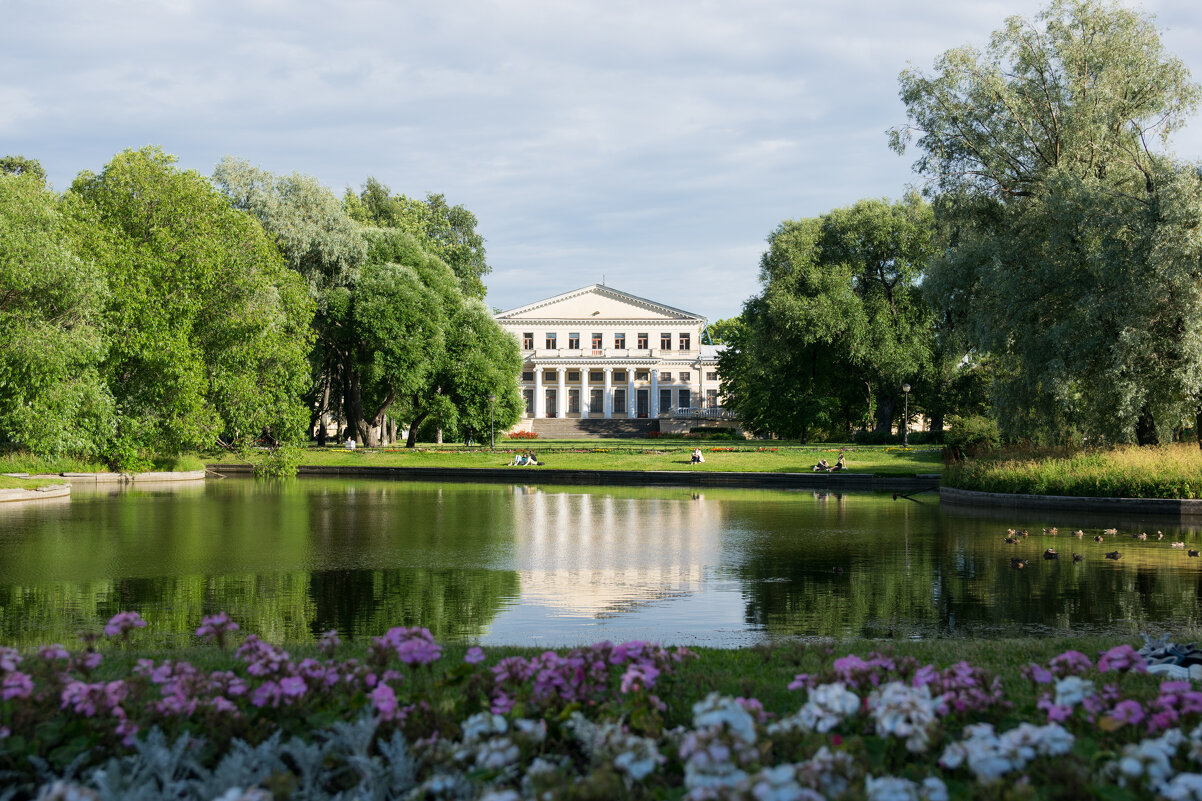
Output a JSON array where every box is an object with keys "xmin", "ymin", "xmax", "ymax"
[{"xmin": 530, "ymin": 418, "xmax": 660, "ymax": 439}]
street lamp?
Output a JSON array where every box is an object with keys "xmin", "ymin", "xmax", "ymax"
[
  {"xmin": 489, "ymin": 393, "xmax": 496, "ymax": 450},
  {"xmin": 902, "ymin": 383, "xmax": 911, "ymax": 447}
]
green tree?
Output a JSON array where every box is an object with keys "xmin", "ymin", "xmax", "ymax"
[
  {"xmin": 0, "ymin": 172, "xmax": 112, "ymax": 456},
  {"xmin": 721, "ymin": 196, "xmax": 938, "ymax": 440},
  {"xmin": 346, "ymin": 178, "xmax": 490, "ymax": 299},
  {"xmin": 705, "ymin": 317, "xmax": 743, "ymax": 345},
  {"xmin": 0, "ymin": 156, "xmax": 47, "ymax": 183},
  {"xmin": 73, "ymin": 147, "xmax": 314, "ymax": 456},
  {"xmin": 892, "ymin": 0, "xmax": 1202, "ymax": 445}
]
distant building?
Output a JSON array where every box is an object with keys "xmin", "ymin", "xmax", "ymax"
[{"xmin": 493, "ymin": 285, "xmax": 725, "ymax": 421}]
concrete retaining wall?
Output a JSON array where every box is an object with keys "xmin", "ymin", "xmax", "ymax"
[
  {"xmin": 0, "ymin": 483, "xmax": 70, "ymax": 503},
  {"xmin": 28, "ymin": 470, "xmax": 206, "ymax": 484},
  {"xmin": 209, "ymin": 463, "xmax": 938, "ymax": 492},
  {"xmin": 941, "ymin": 486, "xmax": 1202, "ymax": 518}
]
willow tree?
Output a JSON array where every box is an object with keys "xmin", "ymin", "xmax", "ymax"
[{"xmin": 892, "ymin": 0, "xmax": 1202, "ymax": 444}]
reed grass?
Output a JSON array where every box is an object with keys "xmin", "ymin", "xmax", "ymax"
[{"xmin": 945, "ymin": 443, "xmax": 1202, "ymax": 498}]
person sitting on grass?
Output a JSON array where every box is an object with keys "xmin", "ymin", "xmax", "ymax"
[
  {"xmin": 832, "ymin": 452, "xmax": 846, "ymax": 471},
  {"xmin": 691, "ymin": 448, "xmax": 705, "ymax": 464},
  {"xmin": 509, "ymin": 452, "xmax": 526, "ymax": 466},
  {"xmin": 812, "ymin": 457, "xmax": 829, "ymax": 472},
  {"xmin": 527, "ymin": 452, "xmax": 540, "ymax": 466}
]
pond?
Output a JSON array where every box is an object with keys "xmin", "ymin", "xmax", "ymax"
[{"xmin": 2, "ymin": 478, "xmax": 1201, "ymax": 647}]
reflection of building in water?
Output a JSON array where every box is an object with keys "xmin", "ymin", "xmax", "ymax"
[{"xmin": 509, "ymin": 489, "xmax": 724, "ymax": 619}]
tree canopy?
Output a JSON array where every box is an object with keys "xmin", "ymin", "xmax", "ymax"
[{"xmin": 893, "ymin": 0, "xmax": 1202, "ymax": 444}]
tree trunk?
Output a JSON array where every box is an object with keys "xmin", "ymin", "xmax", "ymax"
[
  {"xmin": 406, "ymin": 412, "xmax": 428, "ymax": 448},
  {"xmin": 1135, "ymin": 404, "xmax": 1159, "ymax": 446},
  {"xmin": 1196, "ymin": 406, "xmax": 1202, "ymax": 451},
  {"xmin": 930, "ymin": 412, "xmax": 944, "ymax": 435},
  {"xmin": 343, "ymin": 356, "xmax": 368, "ymax": 445},
  {"xmin": 875, "ymin": 395, "xmax": 896, "ymax": 435},
  {"xmin": 389, "ymin": 417, "xmax": 397, "ymax": 445}
]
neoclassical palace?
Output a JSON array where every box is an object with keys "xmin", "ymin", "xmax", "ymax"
[{"xmin": 494, "ymin": 285, "xmax": 723, "ymax": 421}]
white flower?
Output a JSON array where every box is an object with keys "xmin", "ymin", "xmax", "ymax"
[
  {"xmin": 692, "ymin": 692, "xmax": 758, "ymax": 743},
  {"xmin": 34, "ymin": 783, "xmax": 99, "ymax": 801},
  {"xmin": 1053, "ymin": 676, "xmax": 1095, "ymax": 708},
  {"xmin": 794, "ymin": 746, "xmax": 859, "ymax": 799},
  {"xmin": 939, "ymin": 722, "xmax": 1074, "ymax": 783},
  {"xmin": 210, "ymin": 790, "xmax": 272, "ymax": 801},
  {"xmin": 1109, "ymin": 730, "xmax": 1184, "ymax": 789},
  {"xmin": 748, "ymin": 764, "xmax": 825, "ymax": 801},
  {"xmin": 868, "ymin": 682, "xmax": 940, "ymax": 753},
  {"xmin": 781, "ymin": 682, "xmax": 861, "ymax": 734},
  {"xmin": 613, "ymin": 736, "xmax": 663, "ymax": 781},
  {"xmin": 921, "ymin": 777, "xmax": 949, "ymax": 801},
  {"xmin": 475, "ymin": 736, "xmax": 520, "ymax": 770},
  {"xmin": 461, "ymin": 712, "xmax": 508, "ymax": 743},
  {"xmin": 512, "ymin": 718, "xmax": 546, "ymax": 744},
  {"xmin": 1162, "ymin": 773, "xmax": 1202, "ymax": 800},
  {"xmin": 865, "ymin": 775, "xmax": 920, "ymax": 801}
]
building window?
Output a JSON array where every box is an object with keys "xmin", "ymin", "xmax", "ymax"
[
  {"xmin": 614, "ymin": 389, "xmax": 626, "ymax": 413},
  {"xmin": 635, "ymin": 370, "xmax": 649, "ymax": 381},
  {"xmin": 660, "ymin": 371, "xmax": 672, "ymax": 382},
  {"xmin": 615, "ymin": 333, "xmax": 626, "ymax": 348},
  {"xmin": 678, "ymin": 389, "xmax": 691, "ymax": 408},
  {"xmin": 568, "ymin": 333, "xmax": 580, "ymax": 349},
  {"xmin": 590, "ymin": 388, "xmax": 603, "ymax": 412},
  {"xmin": 544, "ymin": 370, "xmax": 557, "ymax": 382},
  {"xmin": 660, "ymin": 332, "xmax": 672, "ymax": 350},
  {"xmin": 567, "ymin": 371, "xmax": 580, "ymax": 381},
  {"xmin": 591, "ymin": 333, "xmax": 602, "ymax": 350},
  {"xmin": 567, "ymin": 389, "xmax": 580, "ymax": 414},
  {"xmin": 706, "ymin": 389, "xmax": 718, "ymax": 408},
  {"xmin": 637, "ymin": 333, "xmax": 648, "ymax": 349},
  {"xmin": 523, "ymin": 389, "xmax": 533, "ymax": 415},
  {"xmin": 589, "ymin": 371, "xmax": 604, "ymax": 382},
  {"xmin": 660, "ymin": 388, "xmax": 672, "ymax": 412},
  {"xmin": 680, "ymin": 371, "xmax": 691, "ymax": 382},
  {"xmin": 679, "ymin": 333, "xmax": 691, "ymax": 351},
  {"xmin": 522, "ymin": 332, "xmax": 533, "ymax": 349},
  {"xmin": 521, "ymin": 371, "xmax": 534, "ymax": 382},
  {"xmin": 545, "ymin": 333, "xmax": 557, "ymax": 349},
  {"xmin": 706, "ymin": 371, "xmax": 718, "ymax": 381},
  {"xmin": 614, "ymin": 370, "xmax": 626, "ymax": 382}
]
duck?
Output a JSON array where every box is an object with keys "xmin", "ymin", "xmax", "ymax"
[
  {"xmin": 1190, "ymin": 550, "xmax": 1200, "ymax": 558},
  {"xmin": 1019, "ymin": 529, "xmax": 1030, "ymax": 538},
  {"xmin": 1134, "ymin": 532, "xmax": 1147, "ymax": 541},
  {"xmin": 1074, "ymin": 530, "xmax": 1085, "ymax": 538},
  {"xmin": 1010, "ymin": 557, "xmax": 1029, "ymax": 569},
  {"xmin": 1104, "ymin": 528, "xmax": 1118, "ymax": 536},
  {"xmin": 1172, "ymin": 542, "xmax": 1186, "ymax": 549},
  {"xmin": 1004, "ymin": 536, "xmax": 1020, "ymax": 545},
  {"xmin": 1158, "ymin": 531, "xmax": 1165, "ymax": 541},
  {"xmin": 1044, "ymin": 527, "xmax": 1058, "ymax": 536},
  {"xmin": 1043, "ymin": 548, "xmax": 1059, "ymax": 560},
  {"xmin": 1094, "ymin": 535, "xmax": 1105, "ymax": 543},
  {"xmin": 1105, "ymin": 551, "xmax": 1122, "ymax": 560},
  {"xmin": 1072, "ymin": 553, "xmax": 1084, "ymax": 562}
]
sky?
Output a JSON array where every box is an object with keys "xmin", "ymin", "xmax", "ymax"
[{"xmin": 5, "ymin": 0, "xmax": 1202, "ymax": 322}]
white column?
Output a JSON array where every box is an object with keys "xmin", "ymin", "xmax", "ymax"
[
  {"xmin": 627, "ymin": 370, "xmax": 636, "ymax": 418},
  {"xmin": 603, "ymin": 367, "xmax": 613, "ymax": 418},
  {"xmin": 650, "ymin": 367, "xmax": 659, "ymax": 417},
  {"xmin": 556, "ymin": 367, "xmax": 567, "ymax": 419},
  {"xmin": 534, "ymin": 367, "xmax": 544, "ymax": 418},
  {"xmin": 581, "ymin": 369, "xmax": 590, "ymax": 417}
]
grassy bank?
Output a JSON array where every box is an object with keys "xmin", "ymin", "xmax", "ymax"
[
  {"xmin": 0, "ymin": 452, "xmax": 206, "ymax": 476},
  {"xmin": 0, "ymin": 475, "xmax": 62, "ymax": 490},
  {"xmin": 945, "ymin": 443, "xmax": 1202, "ymax": 498},
  {"xmin": 242, "ymin": 441, "xmax": 943, "ymax": 476}
]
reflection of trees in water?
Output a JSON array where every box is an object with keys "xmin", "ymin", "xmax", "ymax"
[{"xmin": 733, "ymin": 501, "xmax": 1202, "ymax": 638}]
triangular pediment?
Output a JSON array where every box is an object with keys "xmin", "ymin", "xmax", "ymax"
[{"xmin": 495, "ymin": 285, "xmax": 704, "ymax": 322}]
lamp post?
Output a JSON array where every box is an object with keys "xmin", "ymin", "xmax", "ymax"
[
  {"xmin": 902, "ymin": 383, "xmax": 911, "ymax": 447},
  {"xmin": 489, "ymin": 393, "xmax": 496, "ymax": 450}
]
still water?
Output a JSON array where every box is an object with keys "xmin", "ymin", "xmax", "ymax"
[{"xmin": 2, "ymin": 478, "xmax": 1202, "ymax": 647}]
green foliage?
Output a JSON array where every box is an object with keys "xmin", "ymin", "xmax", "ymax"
[
  {"xmin": 945, "ymin": 414, "xmax": 1002, "ymax": 459},
  {"xmin": 0, "ymin": 155, "xmax": 47, "ymax": 183},
  {"xmin": 252, "ymin": 443, "xmax": 304, "ymax": 478},
  {"xmin": 721, "ymin": 194, "xmax": 940, "ymax": 441},
  {"xmin": 893, "ymin": 0, "xmax": 1202, "ymax": 444},
  {"xmin": 0, "ymin": 172, "xmax": 113, "ymax": 457},
  {"xmin": 73, "ymin": 147, "xmax": 314, "ymax": 456},
  {"xmin": 704, "ymin": 316, "xmax": 742, "ymax": 345}
]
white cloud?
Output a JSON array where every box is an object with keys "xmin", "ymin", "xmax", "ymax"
[{"xmin": 3, "ymin": 0, "xmax": 1200, "ymax": 319}]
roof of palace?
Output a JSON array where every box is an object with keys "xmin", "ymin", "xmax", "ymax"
[{"xmin": 493, "ymin": 284, "xmax": 707, "ymax": 322}]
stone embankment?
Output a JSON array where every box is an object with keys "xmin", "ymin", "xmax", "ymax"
[{"xmin": 0, "ymin": 470, "xmax": 206, "ymax": 505}]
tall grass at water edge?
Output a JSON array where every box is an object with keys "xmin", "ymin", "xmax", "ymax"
[
  {"xmin": 946, "ymin": 444, "xmax": 1202, "ymax": 498},
  {"xmin": 0, "ymin": 451, "xmax": 206, "ymax": 475}
]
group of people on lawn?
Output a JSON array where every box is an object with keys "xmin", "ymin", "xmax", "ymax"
[
  {"xmin": 812, "ymin": 451, "xmax": 847, "ymax": 472},
  {"xmin": 508, "ymin": 451, "xmax": 541, "ymax": 466}
]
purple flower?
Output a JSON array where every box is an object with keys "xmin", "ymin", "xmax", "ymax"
[
  {"xmin": 375, "ymin": 627, "xmax": 443, "ymax": 665},
  {"xmin": 38, "ymin": 644, "xmax": 69, "ymax": 661},
  {"xmin": 1097, "ymin": 644, "xmax": 1147, "ymax": 674},
  {"xmin": 1022, "ymin": 663, "xmax": 1054, "ymax": 684},
  {"xmin": 195, "ymin": 612, "xmax": 240, "ymax": 648},
  {"xmin": 788, "ymin": 673, "xmax": 815, "ymax": 691},
  {"xmin": 0, "ymin": 647, "xmax": 22, "ymax": 673},
  {"xmin": 1, "ymin": 671, "xmax": 33, "ymax": 700},
  {"xmin": 251, "ymin": 681, "xmax": 282, "ymax": 708},
  {"xmin": 372, "ymin": 682, "xmax": 398, "ymax": 720},
  {"xmin": 619, "ymin": 663, "xmax": 660, "ymax": 693},
  {"xmin": 465, "ymin": 647, "xmax": 486, "ymax": 664},
  {"xmin": 279, "ymin": 676, "xmax": 307, "ymax": 698},
  {"xmin": 1109, "ymin": 699, "xmax": 1145, "ymax": 727},
  {"xmin": 104, "ymin": 611, "xmax": 147, "ymax": 638},
  {"xmin": 1049, "ymin": 650, "xmax": 1093, "ymax": 677}
]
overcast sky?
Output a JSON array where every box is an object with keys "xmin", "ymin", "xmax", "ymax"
[{"xmin": 5, "ymin": 0, "xmax": 1201, "ymax": 321}]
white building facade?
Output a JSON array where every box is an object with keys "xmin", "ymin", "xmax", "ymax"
[{"xmin": 493, "ymin": 285, "xmax": 724, "ymax": 421}]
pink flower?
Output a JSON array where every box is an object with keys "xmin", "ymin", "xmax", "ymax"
[
  {"xmin": 251, "ymin": 681, "xmax": 282, "ymax": 708},
  {"xmin": 1097, "ymin": 644, "xmax": 1147, "ymax": 674},
  {"xmin": 38, "ymin": 644, "xmax": 69, "ymax": 661},
  {"xmin": 465, "ymin": 647, "xmax": 485, "ymax": 664},
  {"xmin": 1022, "ymin": 663, "xmax": 1054, "ymax": 684},
  {"xmin": 1110, "ymin": 699, "xmax": 1145, "ymax": 726},
  {"xmin": 788, "ymin": 673, "xmax": 815, "ymax": 691},
  {"xmin": 115, "ymin": 718, "xmax": 139, "ymax": 747},
  {"xmin": 1049, "ymin": 650, "xmax": 1093, "ymax": 676},
  {"xmin": 372, "ymin": 682, "xmax": 398, "ymax": 719},
  {"xmin": 620, "ymin": 663, "xmax": 660, "ymax": 693},
  {"xmin": 1, "ymin": 671, "xmax": 33, "ymax": 700},
  {"xmin": 491, "ymin": 691, "xmax": 514, "ymax": 715},
  {"xmin": 0, "ymin": 647, "xmax": 21, "ymax": 672},
  {"xmin": 104, "ymin": 611, "xmax": 147, "ymax": 638},
  {"xmin": 279, "ymin": 676, "xmax": 307, "ymax": 698},
  {"xmin": 195, "ymin": 613, "xmax": 239, "ymax": 648}
]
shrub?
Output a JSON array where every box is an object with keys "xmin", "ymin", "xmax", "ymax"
[{"xmin": 945, "ymin": 415, "xmax": 1001, "ymax": 460}]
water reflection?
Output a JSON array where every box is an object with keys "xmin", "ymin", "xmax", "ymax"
[{"xmin": 2, "ymin": 479, "xmax": 1202, "ymax": 647}]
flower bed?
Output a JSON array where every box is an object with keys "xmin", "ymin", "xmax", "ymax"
[{"xmin": 5, "ymin": 615, "xmax": 1202, "ymax": 799}]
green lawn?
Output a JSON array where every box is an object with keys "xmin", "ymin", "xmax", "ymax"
[
  {"xmin": 0, "ymin": 475, "xmax": 62, "ymax": 490},
  {"xmin": 260, "ymin": 440, "xmax": 943, "ymax": 475}
]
